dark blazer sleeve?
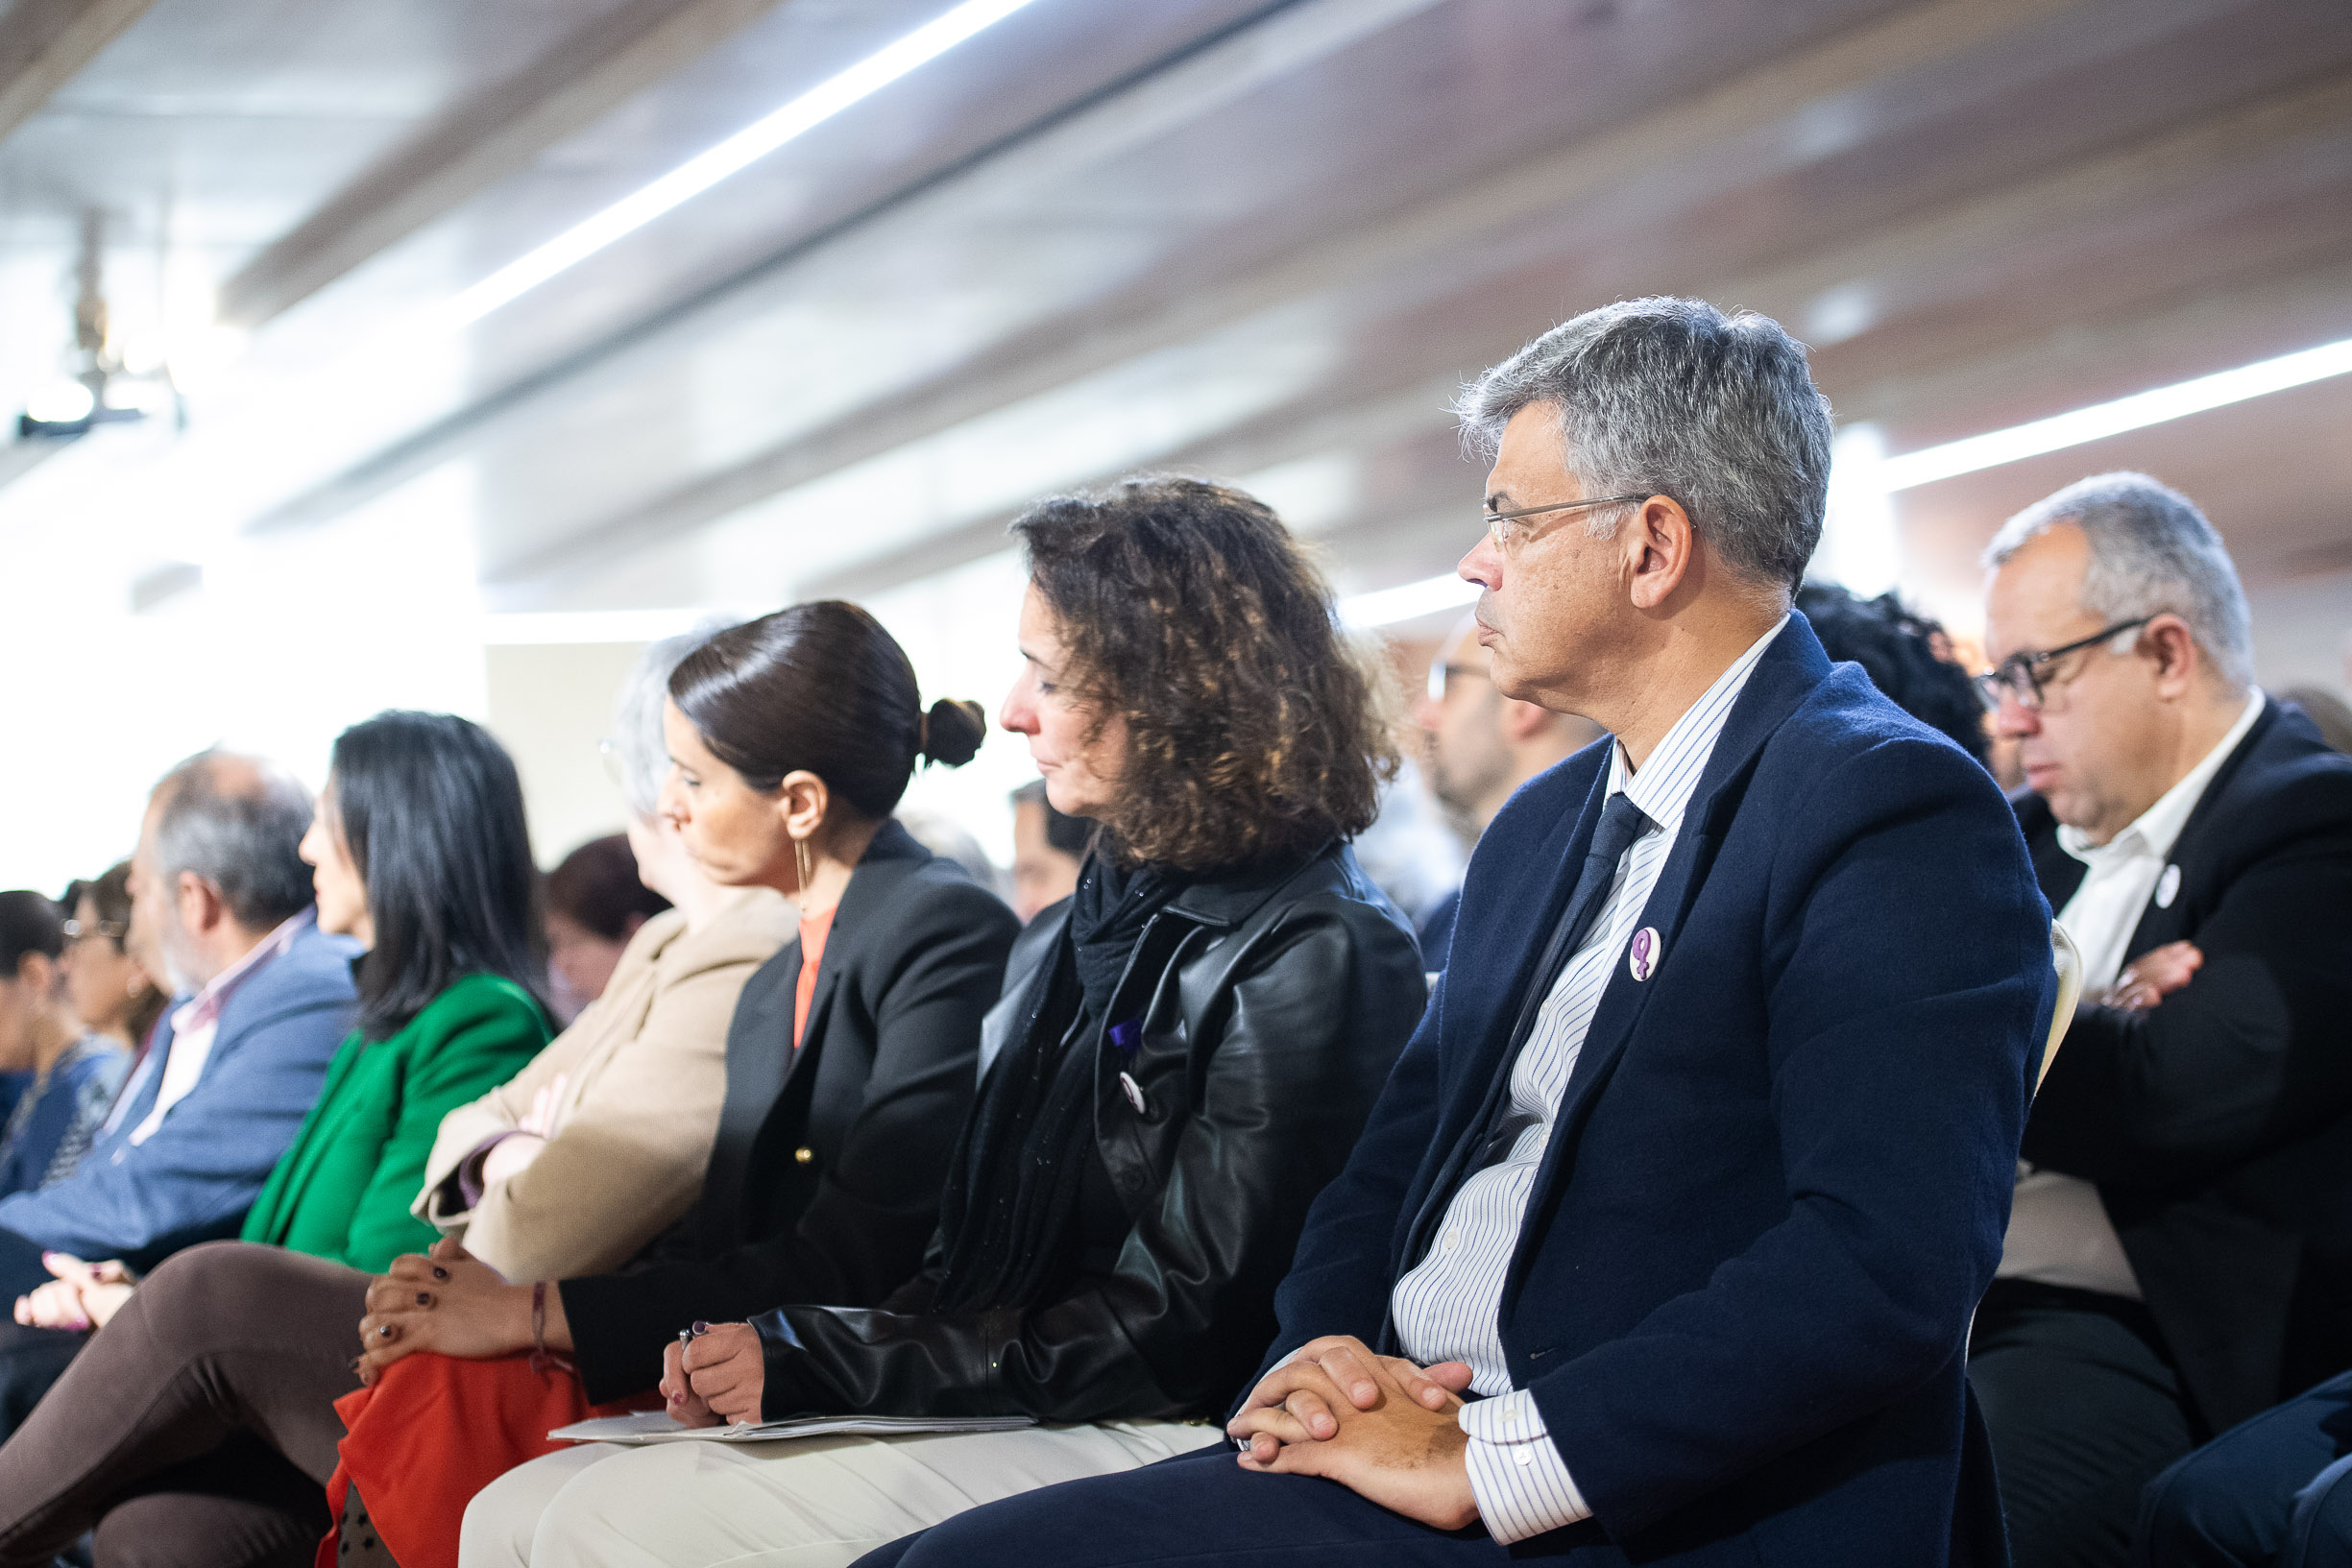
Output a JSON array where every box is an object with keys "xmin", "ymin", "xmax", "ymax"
[
  {"xmin": 560, "ymin": 881, "xmax": 1014, "ymax": 1403},
  {"xmin": 1542, "ymin": 738, "xmax": 2048, "ymax": 1537},
  {"xmin": 750, "ymin": 899, "xmax": 1422, "ymax": 1424},
  {"xmin": 2024, "ymin": 776, "xmax": 2352, "ymax": 1190}
]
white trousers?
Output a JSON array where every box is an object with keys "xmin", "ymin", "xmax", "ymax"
[{"xmin": 458, "ymin": 1419, "xmax": 1224, "ymax": 1568}]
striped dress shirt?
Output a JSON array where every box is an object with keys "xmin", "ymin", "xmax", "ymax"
[{"xmin": 1391, "ymin": 617, "xmax": 1785, "ymax": 1544}]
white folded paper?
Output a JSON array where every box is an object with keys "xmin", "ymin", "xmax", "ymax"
[{"xmin": 548, "ymin": 1411, "xmax": 1037, "ymax": 1445}]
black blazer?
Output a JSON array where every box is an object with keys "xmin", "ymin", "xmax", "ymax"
[
  {"xmin": 749, "ymin": 840, "xmax": 1427, "ymax": 1424},
  {"xmin": 2021, "ymin": 696, "xmax": 2352, "ymax": 1434},
  {"xmin": 559, "ymin": 821, "xmax": 1018, "ymax": 1403}
]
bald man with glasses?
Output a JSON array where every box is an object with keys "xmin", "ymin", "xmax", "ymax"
[{"xmin": 1972, "ymin": 472, "xmax": 2352, "ymax": 1568}]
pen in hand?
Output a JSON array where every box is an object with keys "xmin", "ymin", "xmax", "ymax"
[{"xmin": 667, "ymin": 1321, "xmax": 718, "ymax": 1426}]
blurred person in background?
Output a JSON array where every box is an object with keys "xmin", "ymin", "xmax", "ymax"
[
  {"xmin": 1345, "ymin": 760, "xmax": 1466, "ymax": 940},
  {"xmin": 0, "ymin": 754, "xmax": 357, "ymax": 1433},
  {"xmin": 0, "ymin": 710, "xmax": 555, "ymax": 1560},
  {"xmin": 2278, "ymin": 684, "xmax": 2352, "ymax": 756},
  {"xmin": 1798, "ymin": 582, "xmax": 1990, "ymax": 764},
  {"xmin": 1008, "ymin": 776, "xmax": 1085, "ymax": 922},
  {"xmin": 1973, "ymin": 472, "xmax": 2352, "ymax": 1568},
  {"xmin": 59, "ymin": 864, "xmax": 167, "ymax": 1056},
  {"xmin": 0, "ymin": 885, "xmax": 132, "ymax": 1203},
  {"xmin": 544, "ymin": 833, "xmax": 672, "ymax": 1024},
  {"xmin": 1410, "ymin": 611, "xmax": 1601, "ymax": 969}
]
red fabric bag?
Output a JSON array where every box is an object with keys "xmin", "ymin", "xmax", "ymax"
[{"xmin": 314, "ymin": 1352, "xmax": 658, "ymax": 1568}]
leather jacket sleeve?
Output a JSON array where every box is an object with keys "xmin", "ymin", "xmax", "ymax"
[{"xmin": 750, "ymin": 895, "xmax": 1422, "ymax": 1424}]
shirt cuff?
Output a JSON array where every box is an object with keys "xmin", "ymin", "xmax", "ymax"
[{"xmin": 1458, "ymin": 1388, "xmax": 1591, "ymax": 1543}]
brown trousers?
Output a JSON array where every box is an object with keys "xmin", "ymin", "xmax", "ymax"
[{"xmin": 0, "ymin": 1241, "xmax": 369, "ymax": 1568}]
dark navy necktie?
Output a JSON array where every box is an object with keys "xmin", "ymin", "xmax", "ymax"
[
  {"xmin": 1552, "ymin": 791, "xmax": 1658, "ymax": 971},
  {"xmin": 1470, "ymin": 790, "xmax": 1657, "ymax": 1168}
]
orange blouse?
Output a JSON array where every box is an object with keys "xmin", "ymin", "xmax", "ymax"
[{"xmin": 793, "ymin": 904, "xmax": 836, "ymax": 1048}]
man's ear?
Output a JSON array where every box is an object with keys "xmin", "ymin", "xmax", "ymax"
[
  {"xmin": 175, "ymin": 871, "xmax": 225, "ymax": 939},
  {"xmin": 1624, "ymin": 496, "xmax": 1696, "ymax": 612},
  {"xmin": 2142, "ymin": 615, "xmax": 2203, "ymax": 699}
]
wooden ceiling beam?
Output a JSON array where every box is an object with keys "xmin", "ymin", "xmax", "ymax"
[{"xmin": 0, "ymin": 0, "xmax": 158, "ymax": 145}]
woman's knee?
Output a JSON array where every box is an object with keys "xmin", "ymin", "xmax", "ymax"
[{"xmin": 136, "ymin": 1242, "xmax": 304, "ymax": 1321}]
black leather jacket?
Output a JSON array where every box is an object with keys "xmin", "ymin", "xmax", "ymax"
[{"xmin": 750, "ymin": 839, "xmax": 1426, "ymax": 1423}]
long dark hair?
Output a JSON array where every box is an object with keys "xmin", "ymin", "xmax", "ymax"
[
  {"xmin": 329, "ymin": 712, "xmax": 546, "ymax": 1041},
  {"xmin": 668, "ymin": 601, "xmax": 985, "ymax": 820}
]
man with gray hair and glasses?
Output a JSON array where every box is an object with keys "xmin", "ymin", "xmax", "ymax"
[
  {"xmin": 1970, "ymin": 473, "xmax": 2352, "ymax": 1568},
  {"xmin": 0, "ymin": 751, "xmax": 359, "ymax": 1435},
  {"xmin": 862, "ymin": 298, "xmax": 2049, "ymax": 1568}
]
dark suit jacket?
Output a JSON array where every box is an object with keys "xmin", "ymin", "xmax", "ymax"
[
  {"xmin": 2019, "ymin": 696, "xmax": 2352, "ymax": 1435},
  {"xmin": 560, "ymin": 821, "xmax": 1018, "ymax": 1402},
  {"xmin": 1265, "ymin": 615, "xmax": 2052, "ymax": 1565}
]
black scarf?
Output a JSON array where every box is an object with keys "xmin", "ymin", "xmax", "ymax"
[{"xmin": 931, "ymin": 853, "xmax": 1186, "ymax": 1314}]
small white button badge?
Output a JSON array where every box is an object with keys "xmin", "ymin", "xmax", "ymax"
[
  {"xmin": 2156, "ymin": 864, "xmax": 2182, "ymax": 909},
  {"xmin": 1119, "ymin": 1071, "xmax": 1148, "ymax": 1115},
  {"xmin": 1628, "ymin": 926, "xmax": 1661, "ymax": 982}
]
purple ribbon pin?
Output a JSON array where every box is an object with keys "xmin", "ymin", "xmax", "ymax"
[{"xmin": 1628, "ymin": 926, "xmax": 1660, "ymax": 982}]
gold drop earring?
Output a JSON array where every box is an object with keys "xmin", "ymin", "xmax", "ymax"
[{"xmin": 793, "ymin": 834, "xmax": 814, "ymax": 902}]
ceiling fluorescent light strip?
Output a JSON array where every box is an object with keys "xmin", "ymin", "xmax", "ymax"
[
  {"xmin": 1872, "ymin": 335, "xmax": 2352, "ymax": 493},
  {"xmin": 1339, "ymin": 573, "xmax": 1479, "ymax": 628},
  {"xmin": 447, "ymin": 0, "xmax": 1044, "ymax": 326},
  {"xmin": 478, "ymin": 608, "xmax": 754, "ymax": 645}
]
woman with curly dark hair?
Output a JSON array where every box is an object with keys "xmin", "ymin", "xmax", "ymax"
[{"xmin": 463, "ymin": 477, "xmax": 1429, "ymax": 1568}]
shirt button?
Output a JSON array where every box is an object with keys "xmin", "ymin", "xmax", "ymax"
[
  {"xmin": 1442, "ymin": 1231, "xmax": 1460, "ymax": 1253},
  {"xmin": 1515, "ymin": 1449, "xmax": 1534, "ymax": 1466}
]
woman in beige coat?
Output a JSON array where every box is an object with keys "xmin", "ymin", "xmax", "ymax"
[{"xmin": 415, "ymin": 627, "xmax": 791, "ymax": 1284}]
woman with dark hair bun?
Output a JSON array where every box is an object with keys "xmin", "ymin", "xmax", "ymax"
[
  {"xmin": 465, "ymin": 480, "xmax": 1427, "ymax": 1568},
  {"xmin": 0, "ymin": 615, "xmax": 1012, "ymax": 1568}
]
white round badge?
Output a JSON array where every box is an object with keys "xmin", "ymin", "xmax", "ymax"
[
  {"xmin": 2156, "ymin": 864, "xmax": 2182, "ymax": 909},
  {"xmin": 1628, "ymin": 926, "xmax": 1661, "ymax": 982}
]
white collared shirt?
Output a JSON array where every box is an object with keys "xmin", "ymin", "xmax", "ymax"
[
  {"xmin": 1998, "ymin": 689, "xmax": 2262, "ymax": 1297},
  {"xmin": 1389, "ymin": 617, "xmax": 1786, "ymax": 1544},
  {"xmin": 107, "ymin": 910, "xmax": 313, "ymax": 1150}
]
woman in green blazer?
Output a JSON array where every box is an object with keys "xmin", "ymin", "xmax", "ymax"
[
  {"xmin": 239, "ymin": 974, "xmax": 546, "ymax": 1271},
  {"xmin": 241, "ymin": 711, "xmax": 552, "ymax": 1270}
]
